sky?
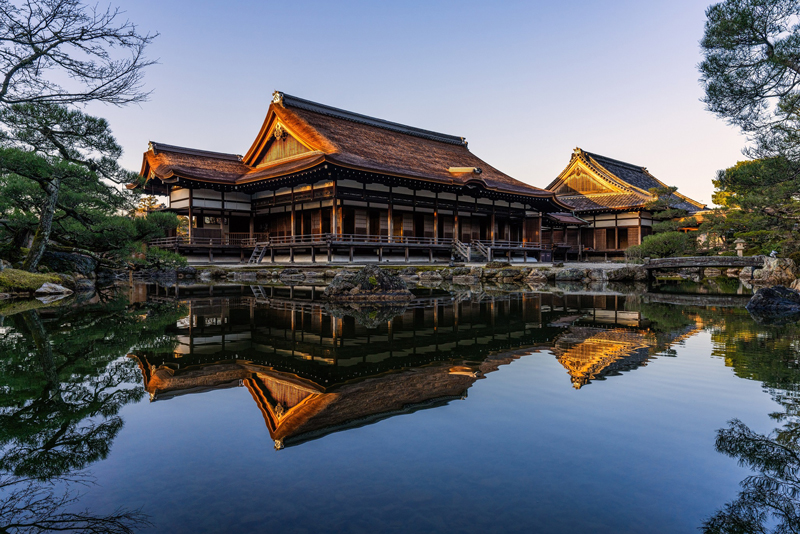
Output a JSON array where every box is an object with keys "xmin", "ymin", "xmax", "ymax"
[{"xmin": 90, "ymin": 0, "xmax": 747, "ymax": 207}]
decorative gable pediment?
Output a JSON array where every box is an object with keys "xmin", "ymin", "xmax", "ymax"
[
  {"xmin": 255, "ymin": 122, "xmax": 311, "ymax": 166},
  {"xmin": 554, "ymin": 165, "xmax": 615, "ymax": 196}
]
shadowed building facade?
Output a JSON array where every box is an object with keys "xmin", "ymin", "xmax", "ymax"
[
  {"xmin": 547, "ymin": 148, "xmax": 706, "ymax": 257},
  {"xmin": 137, "ymin": 92, "xmax": 584, "ymax": 263}
]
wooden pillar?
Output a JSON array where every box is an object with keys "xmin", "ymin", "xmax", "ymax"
[
  {"xmin": 249, "ymin": 212, "xmax": 254, "ymax": 240},
  {"xmin": 311, "ymin": 246, "xmax": 316, "ymax": 263},
  {"xmin": 454, "ymin": 197, "xmax": 459, "ymax": 242},
  {"xmin": 221, "ymin": 191, "xmax": 226, "ymax": 243},
  {"xmin": 291, "ymin": 187, "xmax": 296, "ymax": 237},
  {"xmin": 491, "ymin": 206, "xmax": 496, "ymax": 245},
  {"xmin": 349, "ymin": 246, "xmax": 354, "ymax": 262},
  {"xmin": 388, "ymin": 188, "xmax": 394, "ymax": 243},
  {"xmin": 434, "ymin": 192, "xmax": 438, "ymax": 245},
  {"xmin": 614, "ymin": 213, "xmax": 619, "ymax": 250},
  {"xmin": 522, "ymin": 214, "xmax": 527, "ymax": 244},
  {"xmin": 638, "ymin": 211, "xmax": 643, "ymax": 245},
  {"xmin": 188, "ymin": 188, "xmax": 194, "ymax": 243}
]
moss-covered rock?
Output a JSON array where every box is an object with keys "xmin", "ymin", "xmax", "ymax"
[{"xmin": 0, "ymin": 269, "xmax": 66, "ymax": 293}]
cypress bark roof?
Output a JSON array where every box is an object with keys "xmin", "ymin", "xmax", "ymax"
[
  {"xmin": 140, "ymin": 92, "xmax": 557, "ymax": 199},
  {"xmin": 547, "ymin": 148, "xmax": 706, "ymax": 213}
]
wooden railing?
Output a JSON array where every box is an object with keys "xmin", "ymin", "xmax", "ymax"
[
  {"xmin": 151, "ymin": 234, "xmax": 555, "ymax": 253},
  {"xmin": 227, "ymin": 232, "xmax": 269, "ymax": 245},
  {"xmin": 472, "ymin": 241, "xmax": 490, "ymax": 259},
  {"xmin": 152, "ymin": 233, "xmax": 456, "ymax": 249},
  {"xmin": 453, "ymin": 240, "xmax": 471, "ymax": 261},
  {"xmin": 473, "ymin": 239, "xmax": 543, "ymax": 250},
  {"xmin": 266, "ymin": 234, "xmax": 454, "ymax": 246},
  {"xmin": 334, "ymin": 234, "xmax": 453, "ymax": 246},
  {"xmin": 149, "ymin": 233, "xmax": 268, "ymax": 248}
]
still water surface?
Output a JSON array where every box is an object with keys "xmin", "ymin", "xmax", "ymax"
[{"xmin": 1, "ymin": 283, "xmax": 797, "ymax": 533}]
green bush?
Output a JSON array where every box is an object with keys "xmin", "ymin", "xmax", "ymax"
[
  {"xmin": 142, "ymin": 247, "xmax": 187, "ymax": 270},
  {"xmin": 637, "ymin": 231, "xmax": 697, "ymax": 258},
  {"xmin": 625, "ymin": 245, "xmax": 645, "ymax": 263},
  {"xmin": 789, "ymin": 251, "xmax": 800, "ymax": 265}
]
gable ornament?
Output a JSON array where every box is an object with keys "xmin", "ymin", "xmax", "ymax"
[
  {"xmin": 273, "ymin": 123, "xmax": 288, "ymax": 141},
  {"xmin": 272, "ymin": 91, "xmax": 285, "ymax": 107}
]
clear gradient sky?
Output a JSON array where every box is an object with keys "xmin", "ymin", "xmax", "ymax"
[{"xmin": 92, "ymin": 0, "xmax": 747, "ymax": 206}]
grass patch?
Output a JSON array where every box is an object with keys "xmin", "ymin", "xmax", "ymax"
[{"xmin": 0, "ymin": 269, "xmax": 64, "ymax": 293}]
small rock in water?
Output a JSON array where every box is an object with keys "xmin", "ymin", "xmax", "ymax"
[{"xmin": 34, "ymin": 282, "xmax": 73, "ymax": 295}]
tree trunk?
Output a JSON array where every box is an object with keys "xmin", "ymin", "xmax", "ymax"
[{"xmin": 22, "ymin": 177, "xmax": 61, "ymax": 272}]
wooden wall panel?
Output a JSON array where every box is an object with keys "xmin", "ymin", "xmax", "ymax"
[
  {"xmin": 424, "ymin": 215, "xmax": 434, "ymax": 238},
  {"xmin": 402, "ymin": 213, "xmax": 413, "ymax": 236},
  {"xmin": 355, "ymin": 209, "xmax": 367, "ymax": 235},
  {"xmin": 594, "ymin": 228, "xmax": 606, "ymax": 250},
  {"xmin": 260, "ymin": 134, "xmax": 309, "ymax": 165}
]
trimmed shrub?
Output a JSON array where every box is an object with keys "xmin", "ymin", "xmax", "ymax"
[{"xmin": 637, "ymin": 231, "xmax": 697, "ymax": 258}]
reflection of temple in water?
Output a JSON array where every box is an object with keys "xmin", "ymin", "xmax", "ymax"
[{"xmin": 132, "ymin": 285, "xmax": 702, "ymax": 447}]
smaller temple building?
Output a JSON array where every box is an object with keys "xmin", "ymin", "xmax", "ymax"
[{"xmin": 547, "ymin": 148, "xmax": 706, "ymax": 257}]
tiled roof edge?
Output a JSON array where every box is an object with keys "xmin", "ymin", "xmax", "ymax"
[
  {"xmin": 149, "ymin": 142, "xmax": 243, "ymax": 162},
  {"xmin": 276, "ymin": 92, "xmax": 467, "ymax": 147},
  {"xmin": 583, "ymin": 151, "xmax": 645, "ymax": 172}
]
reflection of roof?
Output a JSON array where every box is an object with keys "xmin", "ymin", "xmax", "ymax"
[
  {"xmin": 553, "ymin": 328, "xmax": 655, "ymax": 389},
  {"xmin": 130, "ymin": 351, "xmax": 526, "ymax": 450},
  {"xmin": 552, "ymin": 319, "xmax": 705, "ymax": 389},
  {"xmin": 547, "ymin": 148, "xmax": 706, "ymax": 213},
  {"xmin": 140, "ymin": 92, "xmax": 561, "ymax": 199}
]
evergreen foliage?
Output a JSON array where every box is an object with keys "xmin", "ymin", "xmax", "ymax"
[
  {"xmin": 0, "ymin": 0, "xmax": 157, "ymax": 271},
  {"xmin": 700, "ymin": 158, "xmax": 800, "ymax": 255},
  {"xmin": 701, "ymin": 0, "xmax": 800, "ymax": 159}
]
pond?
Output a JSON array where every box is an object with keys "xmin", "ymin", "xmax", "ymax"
[{"xmin": 1, "ymin": 282, "xmax": 797, "ymax": 533}]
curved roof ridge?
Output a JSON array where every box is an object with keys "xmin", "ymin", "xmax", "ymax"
[
  {"xmin": 149, "ymin": 142, "xmax": 242, "ymax": 162},
  {"xmin": 277, "ymin": 92, "xmax": 467, "ymax": 146},
  {"xmin": 583, "ymin": 151, "xmax": 646, "ymax": 171}
]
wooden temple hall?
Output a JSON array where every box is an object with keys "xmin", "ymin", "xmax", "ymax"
[
  {"xmin": 546, "ymin": 148, "xmax": 706, "ymax": 258},
  {"xmin": 138, "ymin": 92, "xmax": 585, "ymax": 263}
]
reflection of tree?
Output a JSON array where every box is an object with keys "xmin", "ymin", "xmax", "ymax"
[
  {"xmin": 0, "ymin": 297, "xmax": 184, "ymax": 533},
  {"xmin": 703, "ymin": 420, "xmax": 800, "ymax": 533},
  {"xmin": 0, "ymin": 472, "xmax": 150, "ymax": 533},
  {"xmin": 689, "ymin": 306, "xmax": 800, "ymax": 533}
]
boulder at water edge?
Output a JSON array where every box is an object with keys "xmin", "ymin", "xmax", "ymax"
[
  {"xmin": 749, "ymin": 257, "xmax": 798, "ymax": 286},
  {"xmin": 323, "ymin": 265, "xmax": 413, "ymax": 302},
  {"xmin": 745, "ymin": 285, "xmax": 800, "ymax": 324}
]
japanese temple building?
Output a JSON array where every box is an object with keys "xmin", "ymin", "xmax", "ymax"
[
  {"xmin": 546, "ymin": 148, "xmax": 706, "ymax": 257},
  {"xmin": 137, "ymin": 92, "xmax": 585, "ymax": 263}
]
